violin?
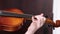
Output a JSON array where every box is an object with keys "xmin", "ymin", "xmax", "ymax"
[{"xmin": 0, "ymin": 8, "xmax": 60, "ymax": 32}]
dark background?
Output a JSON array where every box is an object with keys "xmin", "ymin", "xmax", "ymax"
[{"xmin": 0, "ymin": 0, "xmax": 53, "ymax": 34}]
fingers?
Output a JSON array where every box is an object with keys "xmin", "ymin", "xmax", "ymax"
[
  {"xmin": 32, "ymin": 13, "xmax": 46, "ymax": 28},
  {"xmin": 32, "ymin": 13, "xmax": 46, "ymax": 22}
]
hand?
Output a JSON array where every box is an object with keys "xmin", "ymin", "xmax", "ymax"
[{"xmin": 25, "ymin": 13, "xmax": 46, "ymax": 34}]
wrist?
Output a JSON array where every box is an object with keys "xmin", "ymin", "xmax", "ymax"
[{"xmin": 25, "ymin": 29, "xmax": 34, "ymax": 34}]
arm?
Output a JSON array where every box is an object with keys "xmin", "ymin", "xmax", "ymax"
[{"xmin": 25, "ymin": 13, "xmax": 46, "ymax": 34}]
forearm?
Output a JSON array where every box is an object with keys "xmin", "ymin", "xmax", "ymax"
[{"xmin": 25, "ymin": 22, "xmax": 38, "ymax": 34}]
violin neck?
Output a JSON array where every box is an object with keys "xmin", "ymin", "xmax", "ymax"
[{"xmin": 0, "ymin": 11, "xmax": 33, "ymax": 18}]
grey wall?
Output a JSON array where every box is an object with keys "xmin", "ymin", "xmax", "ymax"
[{"xmin": 0, "ymin": 0, "xmax": 53, "ymax": 19}]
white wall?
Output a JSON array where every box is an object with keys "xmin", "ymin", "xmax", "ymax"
[{"xmin": 53, "ymin": 0, "xmax": 60, "ymax": 34}]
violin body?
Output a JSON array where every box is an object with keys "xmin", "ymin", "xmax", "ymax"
[{"xmin": 0, "ymin": 8, "xmax": 24, "ymax": 32}]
